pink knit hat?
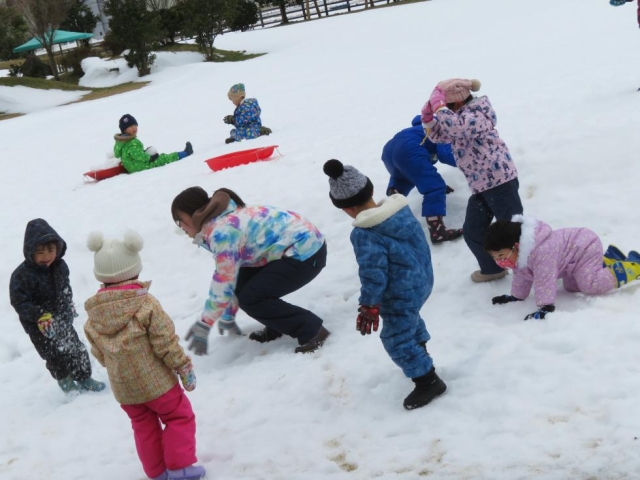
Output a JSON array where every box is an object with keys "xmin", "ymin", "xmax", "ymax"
[{"xmin": 437, "ymin": 78, "xmax": 481, "ymax": 103}]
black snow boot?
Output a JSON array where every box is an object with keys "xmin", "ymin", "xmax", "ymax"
[
  {"xmin": 403, "ymin": 367, "xmax": 447, "ymax": 410},
  {"xmin": 294, "ymin": 326, "xmax": 330, "ymax": 354},
  {"xmin": 184, "ymin": 141, "xmax": 193, "ymax": 156},
  {"xmin": 225, "ymin": 137, "xmax": 236, "ymax": 144},
  {"xmin": 426, "ymin": 216, "xmax": 463, "ymax": 244},
  {"xmin": 249, "ymin": 326, "xmax": 283, "ymax": 343}
]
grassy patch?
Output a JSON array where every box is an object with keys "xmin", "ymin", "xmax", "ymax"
[
  {"xmin": 156, "ymin": 43, "xmax": 265, "ymax": 62},
  {"xmin": 0, "ymin": 76, "xmax": 89, "ymax": 90},
  {"xmin": 0, "ymin": 112, "xmax": 25, "ymax": 122},
  {"xmin": 69, "ymin": 81, "xmax": 150, "ymax": 103}
]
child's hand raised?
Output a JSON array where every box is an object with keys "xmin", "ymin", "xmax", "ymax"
[{"xmin": 429, "ymin": 86, "xmax": 447, "ymax": 113}]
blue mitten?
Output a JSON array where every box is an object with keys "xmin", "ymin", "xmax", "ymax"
[
  {"xmin": 185, "ymin": 321, "xmax": 211, "ymax": 355},
  {"xmin": 524, "ymin": 305, "xmax": 555, "ymax": 320}
]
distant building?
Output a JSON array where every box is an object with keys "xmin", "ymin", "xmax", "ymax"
[{"xmin": 83, "ymin": 0, "xmax": 110, "ymax": 40}]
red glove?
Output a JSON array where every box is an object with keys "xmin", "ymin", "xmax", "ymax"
[
  {"xmin": 429, "ymin": 86, "xmax": 447, "ymax": 113},
  {"xmin": 357, "ymin": 305, "xmax": 380, "ymax": 336}
]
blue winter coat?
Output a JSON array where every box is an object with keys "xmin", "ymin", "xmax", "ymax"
[
  {"xmin": 350, "ymin": 195, "xmax": 434, "ymax": 314},
  {"xmin": 381, "ymin": 116, "xmax": 456, "ymax": 217},
  {"xmin": 230, "ymin": 98, "xmax": 262, "ymax": 141}
]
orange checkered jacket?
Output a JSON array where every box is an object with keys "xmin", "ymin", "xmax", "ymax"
[{"xmin": 84, "ymin": 280, "xmax": 190, "ymax": 405}]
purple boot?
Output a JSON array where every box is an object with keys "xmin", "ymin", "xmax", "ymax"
[
  {"xmin": 152, "ymin": 472, "xmax": 168, "ymax": 480},
  {"xmin": 167, "ymin": 465, "xmax": 206, "ymax": 480}
]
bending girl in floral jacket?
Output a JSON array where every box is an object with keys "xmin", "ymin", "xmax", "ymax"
[
  {"xmin": 171, "ymin": 187, "xmax": 329, "ymax": 354},
  {"xmin": 484, "ymin": 215, "xmax": 640, "ymax": 320}
]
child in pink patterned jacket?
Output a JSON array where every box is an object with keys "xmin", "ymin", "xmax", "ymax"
[
  {"xmin": 84, "ymin": 231, "xmax": 205, "ymax": 480},
  {"xmin": 483, "ymin": 215, "xmax": 640, "ymax": 320},
  {"xmin": 422, "ymin": 78, "xmax": 523, "ymax": 283}
]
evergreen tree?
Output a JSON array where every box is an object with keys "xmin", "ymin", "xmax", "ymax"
[
  {"xmin": 0, "ymin": 5, "xmax": 28, "ymax": 61},
  {"xmin": 104, "ymin": 0, "xmax": 161, "ymax": 76}
]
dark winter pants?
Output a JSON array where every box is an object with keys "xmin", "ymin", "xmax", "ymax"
[
  {"xmin": 463, "ymin": 178, "xmax": 523, "ymax": 275},
  {"xmin": 380, "ymin": 310, "xmax": 433, "ymax": 379},
  {"xmin": 29, "ymin": 323, "xmax": 92, "ymax": 381},
  {"xmin": 121, "ymin": 383, "xmax": 197, "ymax": 478},
  {"xmin": 235, "ymin": 243, "xmax": 326, "ymax": 345}
]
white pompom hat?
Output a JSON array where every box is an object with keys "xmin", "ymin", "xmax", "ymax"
[{"xmin": 87, "ymin": 230, "xmax": 144, "ymax": 284}]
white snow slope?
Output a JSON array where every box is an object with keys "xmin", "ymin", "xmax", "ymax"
[{"xmin": 1, "ymin": 1, "xmax": 639, "ymax": 479}]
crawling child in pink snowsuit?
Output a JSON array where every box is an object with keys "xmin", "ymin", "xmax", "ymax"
[{"xmin": 483, "ymin": 215, "xmax": 640, "ymax": 320}]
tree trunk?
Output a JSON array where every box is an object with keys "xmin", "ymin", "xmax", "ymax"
[
  {"xmin": 279, "ymin": 2, "xmax": 289, "ymax": 23},
  {"xmin": 304, "ymin": 0, "xmax": 310, "ymax": 20},
  {"xmin": 43, "ymin": 44, "xmax": 60, "ymax": 81}
]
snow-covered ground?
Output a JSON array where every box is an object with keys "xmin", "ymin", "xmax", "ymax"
[
  {"xmin": 1, "ymin": 1, "xmax": 639, "ymax": 479},
  {"xmin": 0, "ymin": 85, "xmax": 88, "ymax": 114}
]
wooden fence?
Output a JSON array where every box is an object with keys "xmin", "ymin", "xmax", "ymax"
[{"xmin": 254, "ymin": 0, "xmax": 408, "ymax": 29}]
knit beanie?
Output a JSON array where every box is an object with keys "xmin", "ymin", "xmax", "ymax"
[
  {"xmin": 323, "ymin": 159, "xmax": 374, "ymax": 208},
  {"xmin": 227, "ymin": 83, "xmax": 246, "ymax": 101},
  {"xmin": 87, "ymin": 231, "xmax": 144, "ymax": 284},
  {"xmin": 119, "ymin": 114, "xmax": 138, "ymax": 133},
  {"xmin": 437, "ymin": 78, "xmax": 481, "ymax": 104}
]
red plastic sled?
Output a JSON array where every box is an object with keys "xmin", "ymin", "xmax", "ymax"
[
  {"xmin": 84, "ymin": 164, "xmax": 128, "ymax": 181},
  {"xmin": 205, "ymin": 145, "xmax": 279, "ymax": 172}
]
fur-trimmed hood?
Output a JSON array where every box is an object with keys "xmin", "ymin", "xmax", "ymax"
[
  {"xmin": 512, "ymin": 214, "xmax": 552, "ymax": 270},
  {"xmin": 352, "ymin": 194, "xmax": 408, "ymax": 229},
  {"xmin": 114, "ymin": 133, "xmax": 136, "ymax": 142}
]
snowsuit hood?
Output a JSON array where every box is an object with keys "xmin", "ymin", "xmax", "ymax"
[{"xmin": 22, "ymin": 218, "xmax": 66, "ymax": 266}]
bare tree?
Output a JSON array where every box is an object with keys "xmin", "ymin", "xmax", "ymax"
[{"xmin": 14, "ymin": 0, "xmax": 72, "ymax": 81}]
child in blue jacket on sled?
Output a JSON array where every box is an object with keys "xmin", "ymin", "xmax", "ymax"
[
  {"xmin": 223, "ymin": 83, "xmax": 272, "ymax": 144},
  {"xmin": 323, "ymin": 159, "xmax": 446, "ymax": 410}
]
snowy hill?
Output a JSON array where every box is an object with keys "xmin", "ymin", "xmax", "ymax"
[{"xmin": 1, "ymin": 0, "xmax": 639, "ymax": 479}]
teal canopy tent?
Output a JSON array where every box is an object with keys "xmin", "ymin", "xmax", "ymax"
[{"xmin": 13, "ymin": 30, "xmax": 93, "ymax": 54}]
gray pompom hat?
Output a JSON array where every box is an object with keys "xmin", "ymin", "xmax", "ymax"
[{"xmin": 323, "ymin": 159, "xmax": 374, "ymax": 208}]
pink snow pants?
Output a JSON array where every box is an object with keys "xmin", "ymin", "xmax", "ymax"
[
  {"xmin": 121, "ymin": 383, "xmax": 197, "ymax": 478},
  {"xmin": 561, "ymin": 238, "xmax": 616, "ymax": 295}
]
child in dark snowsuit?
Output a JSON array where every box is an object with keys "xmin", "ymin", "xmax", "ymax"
[
  {"xmin": 114, "ymin": 114, "xmax": 193, "ymax": 173},
  {"xmin": 423, "ymin": 78, "xmax": 523, "ymax": 283},
  {"xmin": 223, "ymin": 83, "xmax": 272, "ymax": 144},
  {"xmin": 323, "ymin": 159, "xmax": 446, "ymax": 410},
  {"xmin": 381, "ymin": 114, "xmax": 462, "ymax": 244},
  {"xmin": 9, "ymin": 218, "xmax": 105, "ymax": 394}
]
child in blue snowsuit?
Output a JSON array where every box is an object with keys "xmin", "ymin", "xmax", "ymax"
[
  {"xmin": 381, "ymin": 115, "xmax": 462, "ymax": 244},
  {"xmin": 222, "ymin": 83, "xmax": 272, "ymax": 144},
  {"xmin": 323, "ymin": 159, "xmax": 446, "ymax": 410}
]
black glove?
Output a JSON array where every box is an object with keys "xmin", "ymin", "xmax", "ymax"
[
  {"xmin": 524, "ymin": 305, "xmax": 555, "ymax": 321},
  {"xmin": 223, "ymin": 115, "xmax": 235, "ymax": 125},
  {"xmin": 149, "ymin": 153, "xmax": 159, "ymax": 162},
  {"xmin": 445, "ymin": 185, "xmax": 454, "ymax": 194},
  {"xmin": 492, "ymin": 294, "xmax": 522, "ymax": 305}
]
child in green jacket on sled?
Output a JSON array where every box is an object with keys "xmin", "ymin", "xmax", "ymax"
[{"xmin": 114, "ymin": 114, "xmax": 194, "ymax": 173}]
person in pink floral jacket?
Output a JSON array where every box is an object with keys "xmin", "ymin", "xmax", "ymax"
[
  {"xmin": 483, "ymin": 215, "xmax": 640, "ymax": 320},
  {"xmin": 422, "ymin": 79, "xmax": 523, "ymax": 283}
]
